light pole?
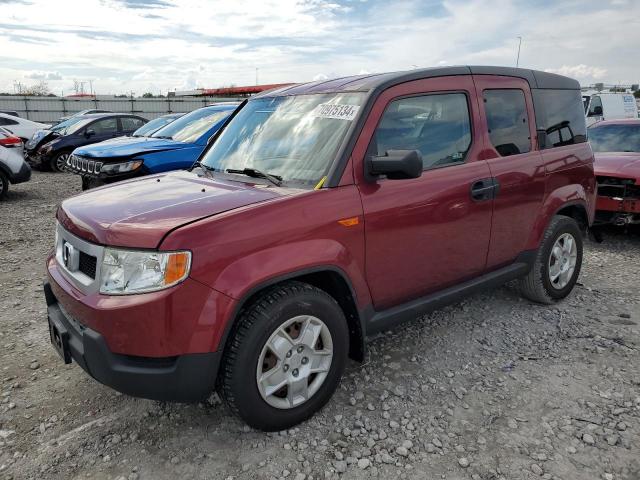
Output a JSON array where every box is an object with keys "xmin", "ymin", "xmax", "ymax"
[{"xmin": 516, "ymin": 36, "xmax": 522, "ymax": 68}]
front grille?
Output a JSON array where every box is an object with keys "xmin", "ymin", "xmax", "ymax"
[
  {"xmin": 79, "ymin": 251, "xmax": 97, "ymax": 279},
  {"xmin": 67, "ymin": 155, "xmax": 103, "ymax": 176},
  {"xmin": 597, "ymin": 176, "xmax": 640, "ymax": 199}
]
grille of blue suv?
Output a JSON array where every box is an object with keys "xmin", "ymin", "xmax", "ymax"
[{"xmin": 67, "ymin": 155, "xmax": 104, "ymax": 176}]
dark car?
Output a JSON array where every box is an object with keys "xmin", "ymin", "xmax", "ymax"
[
  {"xmin": 28, "ymin": 113, "xmax": 147, "ymax": 171},
  {"xmin": 45, "ymin": 66, "xmax": 595, "ymax": 431}
]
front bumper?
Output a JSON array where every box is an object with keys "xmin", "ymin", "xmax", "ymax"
[{"xmin": 44, "ymin": 281, "xmax": 221, "ymax": 402}]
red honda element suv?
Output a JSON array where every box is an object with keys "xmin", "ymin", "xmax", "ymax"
[{"xmin": 45, "ymin": 66, "xmax": 596, "ymax": 431}]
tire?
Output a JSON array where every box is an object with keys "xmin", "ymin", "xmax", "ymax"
[
  {"xmin": 50, "ymin": 151, "xmax": 71, "ymax": 172},
  {"xmin": 0, "ymin": 171, "xmax": 8, "ymax": 199},
  {"xmin": 519, "ymin": 215, "xmax": 583, "ymax": 304},
  {"xmin": 219, "ymin": 281, "xmax": 349, "ymax": 431}
]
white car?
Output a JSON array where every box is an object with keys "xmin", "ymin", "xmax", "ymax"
[
  {"xmin": 0, "ymin": 142, "xmax": 31, "ymax": 199},
  {"xmin": 583, "ymin": 92, "xmax": 638, "ymax": 126},
  {"xmin": 0, "ymin": 113, "xmax": 50, "ymax": 143}
]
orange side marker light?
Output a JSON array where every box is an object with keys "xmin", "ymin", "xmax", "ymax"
[{"xmin": 338, "ymin": 217, "xmax": 359, "ymax": 227}]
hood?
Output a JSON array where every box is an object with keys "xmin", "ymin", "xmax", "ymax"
[
  {"xmin": 57, "ymin": 170, "xmax": 285, "ymax": 248},
  {"xmin": 74, "ymin": 136, "xmax": 189, "ymax": 159},
  {"xmin": 26, "ymin": 129, "xmax": 57, "ymax": 150},
  {"xmin": 594, "ymin": 152, "xmax": 640, "ymax": 181}
]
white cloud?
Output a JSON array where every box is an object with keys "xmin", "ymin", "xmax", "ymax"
[
  {"xmin": 24, "ymin": 71, "xmax": 63, "ymax": 81},
  {"xmin": 545, "ymin": 65, "xmax": 607, "ymax": 82},
  {"xmin": 0, "ymin": 0, "xmax": 638, "ymax": 94}
]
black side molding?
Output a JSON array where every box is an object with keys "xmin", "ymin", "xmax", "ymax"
[{"xmin": 363, "ymin": 251, "xmax": 535, "ymax": 337}]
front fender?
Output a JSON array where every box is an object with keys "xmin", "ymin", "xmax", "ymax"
[{"xmin": 212, "ymin": 239, "xmax": 370, "ymax": 308}]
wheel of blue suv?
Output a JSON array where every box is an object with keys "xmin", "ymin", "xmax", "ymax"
[
  {"xmin": 0, "ymin": 170, "xmax": 8, "ymax": 199},
  {"xmin": 519, "ymin": 215, "xmax": 583, "ymax": 304},
  {"xmin": 219, "ymin": 281, "xmax": 349, "ymax": 431}
]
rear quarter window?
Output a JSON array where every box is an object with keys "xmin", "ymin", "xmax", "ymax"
[{"xmin": 532, "ymin": 89, "xmax": 587, "ymax": 148}]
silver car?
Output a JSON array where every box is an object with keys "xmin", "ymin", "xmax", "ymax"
[{"xmin": 0, "ymin": 132, "xmax": 31, "ymax": 199}]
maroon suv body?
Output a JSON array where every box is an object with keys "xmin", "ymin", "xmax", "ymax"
[{"xmin": 45, "ymin": 66, "xmax": 596, "ymax": 431}]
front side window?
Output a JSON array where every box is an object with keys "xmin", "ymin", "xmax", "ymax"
[
  {"xmin": 588, "ymin": 124, "xmax": 640, "ymax": 152},
  {"xmin": 532, "ymin": 89, "xmax": 587, "ymax": 148},
  {"xmin": 90, "ymin": 118, "xmax": 118, "ymax": 135},
  {"xmin": 201, "ymin": 93, "xmax": 365, "ymax": 187},
  {"xmin": 484, "ymin": 89, "xmax": 531, "ymax": 156},
  {"xmin": 370, "ymin": 93, "xmax": 472, "ymax": 170}
]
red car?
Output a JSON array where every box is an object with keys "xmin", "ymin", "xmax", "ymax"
[
  {"xmin": 45, "ymin": 66, "xmax": 596, "ymax": 431},
  {"xmin": 589, "ymin": 119, "xmax": 640, "ymax": 226}
]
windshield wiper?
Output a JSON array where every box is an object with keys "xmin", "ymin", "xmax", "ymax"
[
  {"xmin": 226, "ymin": 168, "xmax": 282, "ymax": 186},
  {"xmin": 154, "ymin": 135, "xmax": 173, "ymax": 139}
]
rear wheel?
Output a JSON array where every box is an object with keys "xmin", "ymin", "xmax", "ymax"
[
  {"xmin": 50, "ymin": 151, "xmax": 70, "ymax": 172},
  {"xmin": 0, "ymin": 171, "xmax": 8, "ymax": 199},
  {"xmin": 519, "ymin": 216, "xmax": 583, "ymax": 304},
  {"xmin": 219, "ymin": 281, "xmax": 349, "ymax": 431}
]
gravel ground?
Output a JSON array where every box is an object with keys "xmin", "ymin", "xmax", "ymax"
[{"xmin": 1, "ymin": 171, "xmax": 639, "ymax": 480}]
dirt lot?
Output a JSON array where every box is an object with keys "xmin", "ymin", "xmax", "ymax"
[{"xmin": 0, "ymin": 171, "xmax": 639, "ymax": 480}]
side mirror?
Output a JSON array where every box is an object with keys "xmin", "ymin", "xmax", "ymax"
[
  {"xmin": 369, "ymin": 149, "xmax": 423, "ymax": 180},
  {"xmin": 85, "ymin": 129, "xmax": 96, "ymax": 138},
  {"xmin": 590, "ymin": 106, "xmax": 603, "ymax": 116}
]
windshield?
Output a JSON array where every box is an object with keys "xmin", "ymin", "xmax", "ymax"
[
  {"xmin": 133, "ymin": 115, "xmax": 179, "ymax": 137},
  {"xmin": 589, "ymin": 124, "xmax": 640, "ymax": 152},
  {"xmin": 51, "ymin": 117, "xmax": 85, "ymax": 135},
  {"xmin": 582, "ymin": 95, "xmax": 590, "ymax": 114},
  {"xmin": 200, "ymin": 93, "xmax": 365, "ymax": 187},
  {"xmin": 152, "ymin": 108, "xmax": 233, "ymax": 143}
]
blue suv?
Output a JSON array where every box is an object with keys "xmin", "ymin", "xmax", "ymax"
[{"xmin": 67, "ymin": 103, "xmax": 238, "ymax": 189}]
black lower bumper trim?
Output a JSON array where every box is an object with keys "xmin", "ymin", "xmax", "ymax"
[
  {"xmin": 10, "ymin": 161, "xmax": 31, "ymax": 184},
  {"xmin": 44, "ymin": 281, "xmax": 220, "ymax": 402}
]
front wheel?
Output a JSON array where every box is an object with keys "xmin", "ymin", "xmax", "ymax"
[
  {"xmin": 50, "ymin": 151, "xmax": 70, "ymax": 172},
  {"xmin": 519, "ymin": 215, "xmax": 583, "ymax": 304},
  {"xmin": 219, "ymin": 281, "xmax": 349, "ymax": 431}
]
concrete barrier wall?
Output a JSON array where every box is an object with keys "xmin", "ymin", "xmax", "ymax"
[{"xmin": 0, "ymin": 96, "xmax": 243, "ymax": 123}]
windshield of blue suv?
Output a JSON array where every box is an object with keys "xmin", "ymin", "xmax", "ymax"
[
  {"xmin": 151, "ymin": 108, "xmax": 233, "ymax": 143},
  {"xmin": 589, "ymin": 124, "xmax": 640, "ymax": 152},
  {"xmin": 132, "ymin": 115, "xmax": 181, "ymax": 137},
  {"xmin": 200, "ymin": 93, "xmax": 365, "ymax": 187}
]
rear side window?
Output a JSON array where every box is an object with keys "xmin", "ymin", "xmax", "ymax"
[
  {"xmin": 371, "ymin": 93, "xmax": 472, "ymax": 170},
  {"xmin": 532, "ymin": 89, "xmax": 587, "ymax": 148},
  {"xmin": 483, "ymin": 89, "xmax": 531, "ymax": 156}
]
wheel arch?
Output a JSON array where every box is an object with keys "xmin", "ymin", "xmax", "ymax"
[{"xmin": 217, "ymin": 266, "xmax": 366, "ymax": 366}]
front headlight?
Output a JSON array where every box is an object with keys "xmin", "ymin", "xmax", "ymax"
[
  {"xmin": 100, "ymin": 159, "xmax": 143, "ymax": 175},
  {"xmin": 99, "ymin": 248, "xmax": 191, "ymax": 295}
]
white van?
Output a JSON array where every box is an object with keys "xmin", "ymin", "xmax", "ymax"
[{"xmin": 583, "ymin": 92, "xmax": 639, "ymax": 126}]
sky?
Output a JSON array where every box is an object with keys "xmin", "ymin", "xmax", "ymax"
[{"xmin": 0, "ymin": 0, "xmax": 638, "ymax": 95}]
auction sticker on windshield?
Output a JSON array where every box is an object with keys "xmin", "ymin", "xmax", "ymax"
[{"xmin": 314, "ymin": 104, "xmax": 360, "ymax": 121}]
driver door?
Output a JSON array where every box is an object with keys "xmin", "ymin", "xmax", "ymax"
[{"xmin": 354, "ymin": 76, "xmax": 494, "ymax": 310}]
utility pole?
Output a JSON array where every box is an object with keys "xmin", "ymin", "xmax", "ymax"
[
  {"xmin": 256, "ymin": 67, "xmax": 259, "ymax": 86},
  {"xmin": 516, "ymin": 36, "xmax": 522, "ymax": 68}
]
